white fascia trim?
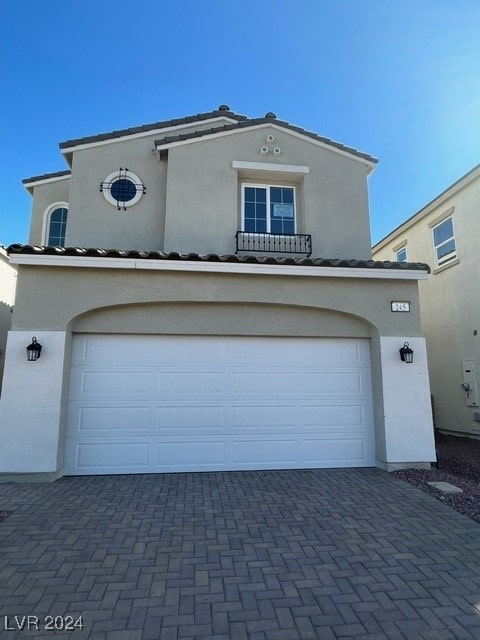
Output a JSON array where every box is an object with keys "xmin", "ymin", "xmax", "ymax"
[
  {"xmin": 9, "ymin": 254, "xmax": 429, "ymax": 280},
  {"xmin": 23, "ymin": 174, "xmax": 71, "ymax": 193},
  {"xmin": 155, "ymin": 123, "xmax": 377, "ymax": 173},
  {"xmin": 232, "ymin": 161, "xmax": 310, "ymax": 174},
  {"xmin": 59, "ymin": 116, "xmax": 239, "ymax": 155}
]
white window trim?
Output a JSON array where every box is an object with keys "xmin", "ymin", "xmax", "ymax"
[
  {"xmin": 396, "ymin": 247, "xmax": 407, "ymax": 262},
  {"xmin": 392, "ymin": 239, "xmax": 407, "ymax": 253},
  {"xmin": 428, "ymin": 205, "xmax": 455, "ymax": 229},
  {"xmin": 233, "ymin": 161, "xmax": 309, "ymax": 175},
  {"xmin": 102, "ymin": 169, "xmax": 144, "ymax": 209},
  {"xmin": 42, "ymin": 202, "xmax": 69, "ymax": 245},
  {"xmin": 432, "ymin": 215, "xmax": 457, "ymax": 267},
  {"xmin": 241, "ymin": 183, "xmax": 296, "ymax": 234}
]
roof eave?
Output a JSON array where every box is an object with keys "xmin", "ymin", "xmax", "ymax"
[
  {"xmin": 22, "ymin": 171, "xmax": 71, "ymax": 194},
  {"xmin": 58, "ymin": 111, "xmax": 246, "ymax": 154},
  {"xmin": 7, "ymin": 244, "xmax": 430, "ymax": 275}
]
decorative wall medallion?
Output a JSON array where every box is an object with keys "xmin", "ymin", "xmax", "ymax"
[{"xmin": 100, "ymin": 168, "xmax": 146, "ymax": 210}]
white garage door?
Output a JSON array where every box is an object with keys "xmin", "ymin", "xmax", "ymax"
[{"xmin": 64, "ymin": 334, "xmax": 375, "ymax": 475}]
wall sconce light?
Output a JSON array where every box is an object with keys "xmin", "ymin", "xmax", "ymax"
[
  {"xmin": 399, "ymin": 342, "xmax": 413, "ymax": 364},
  {"xmin": 26, "ymin": 337, "xmax": 42, "ymax": 362}
]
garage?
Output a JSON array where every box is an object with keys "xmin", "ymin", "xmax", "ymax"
[{"xmin": 64, "ymin": 334, "xmax": 375, "ymax": 475}]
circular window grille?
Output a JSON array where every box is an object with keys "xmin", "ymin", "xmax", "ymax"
[{"xmin": 100, "ymin": 168, "xmax": 145, "ymax": 209}]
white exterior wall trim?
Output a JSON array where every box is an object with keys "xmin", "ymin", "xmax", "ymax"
[
  {"xmin": 378, "ymin": 336, "xmax": 436, "ymax": 467},
  {"xmin": 0, "ymin": 331, "xmax": 67, "ymax": 473},
  {"xmin": 8, "ymin": 254, "xmax": 429, "ymax": 280}
]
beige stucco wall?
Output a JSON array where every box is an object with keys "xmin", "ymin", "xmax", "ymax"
[
  {"xmin": 28, "ymin": 178, "xmax": 70, "ymax": 245},
  {"xmin": 164, "ymin": 127, "xmax": 372, "ymax": 258},
  {"xmin": 373, "ymin": 175, "xmax": 480, "ymax": 435},
  {"xmin": 66, "ymin": 136, "xmax": 167, "ymax": 251},
  {"xmin": 11, "ymin": 265, "xmax": 422, "ymax": 337},
  {"xmin": 27, "ymin": 124, "xmax": 373, "ymax": 259}
]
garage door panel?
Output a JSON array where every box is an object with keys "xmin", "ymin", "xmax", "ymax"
[
  {"xmin": 232, "ymin": 405, "xmax": 296, "ymax": 428},
  {"xmin": 232, "ymin": 372, "xmax": 298, "ymax": 395},
  {"xmin": 156, "ymin": 441, "xmax": 225, "ymax": 466},
  {"xmin": 302, "ymin": 404, "xmax": 365, "ymax": 428},
  {"xmin": 156, "ymin": 372, "xmax": 226, "ymax": 396},
  {"xmin": 65, "ymin": 335, "xmax": 376, "ymax": 475},
  {"xmin": 160, "ymin": 336, "xmax": 228, "ymax": 365},
  {"xmin": 229, "ymin": 340, "xmax": 298, "ymax": 367},
  {"xmin": 73, "ymin": 335, "xmax": 153, "ymax": 365},
  {"xmin": 231, "ymin": 439, "xmax": 298, "ymax": 464},
  {"xmin": 156, "ymin": 406, "xmax": 225, "ymax": 430},
  {"xmin": 301, "ymin": 438, "xmax": 368, "ymax": 464},
  {"xmin": 69, "ymin": 370, "xmax": 155, "ymax": 398},
  {"xmin": 299, "ymin": 339, "xmax": 363, "ymax": 365},
  {"xmin": 72, "ymin": 406, "xmax": 151, "ymax": 432},
  {"xmin": 301, "ymin": 372, "xmax": 362, "ymax": 394},
  {"xmin": 69, "ymin": 442, "xmax": 150, "ymax": 470}
]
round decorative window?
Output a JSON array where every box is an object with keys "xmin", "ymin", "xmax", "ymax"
[{"xmin": 100, "ymin": 168, "xmax": 145, "ymax": 209}]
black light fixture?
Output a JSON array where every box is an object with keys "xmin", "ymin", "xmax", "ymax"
[
  {"xmin": 26, "ymin": 337, "xmax": 42, "ymax": 361},
  {"xmin": 399, "ymin": 342, "xmax": 414, "ymax": 364}
]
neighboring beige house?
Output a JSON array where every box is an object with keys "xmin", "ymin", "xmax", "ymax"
[
  {"xmin": 0, "ymin": 106, "xmax": 435, "ymax": 481},
  {"xmin": 373, "ymin": 163, "xmax": 480, "ymax": 438},
  {"xmin": 0, "ymin": 247, "xmax": 16, "ymax": 392}
]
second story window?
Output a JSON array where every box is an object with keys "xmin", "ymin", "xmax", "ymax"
[
  {"xmin": 243, "ymin": 185, "xmax": 295, "ymax": 234},
  {"xmin": 433, "ymin": 217, "xmax": 456, "ymax": 266},
  {"xmin": 396, "ymin": 247, "xmax": 407, "ymax": 262},
  {"xmin": 43, "ymin": 204, "xmax": 68, "ymax": 246}
]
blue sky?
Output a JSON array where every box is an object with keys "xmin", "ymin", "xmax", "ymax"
[{"xmin": 1, "ymin": 0, "xmax": 479, "ymax": 248}]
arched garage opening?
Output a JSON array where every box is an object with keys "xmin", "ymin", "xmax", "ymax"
[{"xmin": 62, "ymin": 302, "xmax": 377, "ymax": 475}]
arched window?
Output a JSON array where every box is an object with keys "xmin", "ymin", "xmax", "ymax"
[{"xmin": 43, "ymin": 204, "xmax": 68, "ymax": 246}]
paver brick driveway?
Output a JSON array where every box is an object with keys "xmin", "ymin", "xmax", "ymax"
[{"xmin": 1, "ymin": 468, "xmax": 479, "ymax": 639}]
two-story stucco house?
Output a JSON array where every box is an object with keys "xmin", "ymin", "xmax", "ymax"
[
  {"xmin": 0, "ymin": 106, "xmax": 436, "ymax": 480},
  {"xmin": 373, "ymin": 163, "xmax": 480, "ymax": 439}
]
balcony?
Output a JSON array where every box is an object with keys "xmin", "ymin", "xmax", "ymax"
[{"xmin": 236, "ymin": 232, "xmax": 312, "ymax": 256}]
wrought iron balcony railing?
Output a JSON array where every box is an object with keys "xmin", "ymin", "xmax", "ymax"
[{"xmin": 236, "ymin": 231, "xmax": 312, "ymax": 256}]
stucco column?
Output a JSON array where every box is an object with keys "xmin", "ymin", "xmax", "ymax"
[
  {"xmin": 0, "ymin": 331, "xmax": 66, "ymax": 478},
  {"xmin": 378, "ymin": 336, "xmax": 436, "ymax": 470}
]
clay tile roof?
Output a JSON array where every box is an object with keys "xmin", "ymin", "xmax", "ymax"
[
  {"xmin": 58, "ymin": 109, "xmax": 247, "ymax": 149},
  {"xmin": 6, "ymin": 244, "xmax": 430, "ymax": 273},
  {"xmin": 22, "ymin": 169, "xmax": 71, "ymax": 185},
  {"xmin": 57, "ymin": 107, "xmax": 377, "ymax": 164}
]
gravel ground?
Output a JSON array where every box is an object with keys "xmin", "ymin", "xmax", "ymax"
[{"xmin": 394, "ymin": 432, "xmax": 480, "ymax": 524}]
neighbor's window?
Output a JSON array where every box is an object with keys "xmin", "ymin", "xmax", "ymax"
[
  {"xmin": 47, "ymin": 207, "xmax": 68, "ymax": 246},
  {"xmin": 396, "ymin": 247, "xmax": 407, "ymax": 262},
  {"xmin": 243, "ymin": 185, "xmax": 295, "ymax": 234},
  {"xmin": 433, "ymin": 217, "xmax": 456, "ymax": 266}
]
